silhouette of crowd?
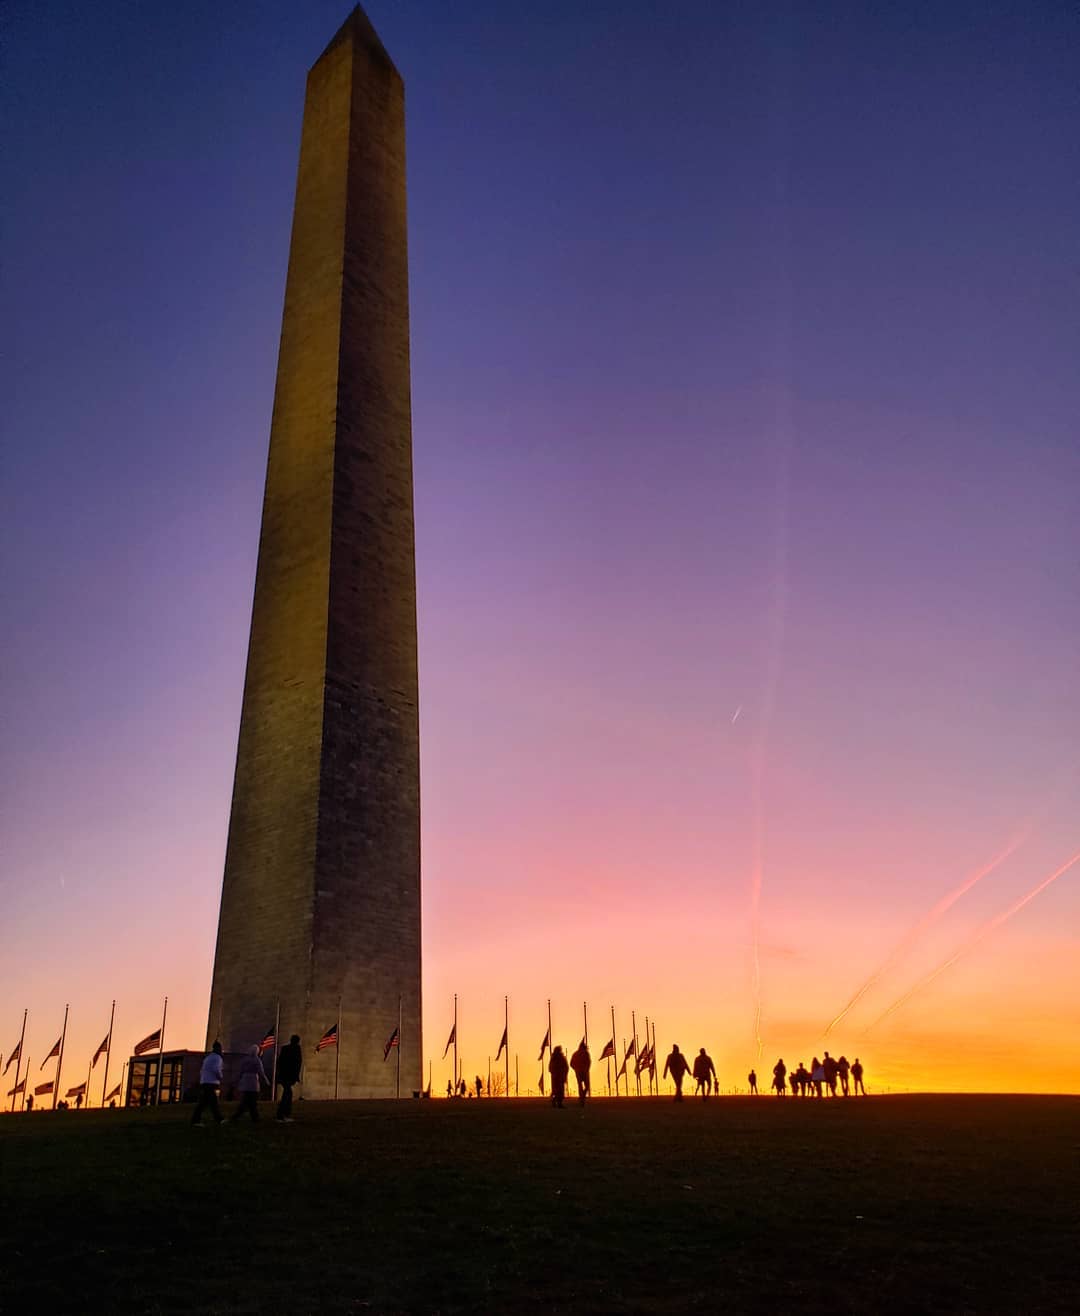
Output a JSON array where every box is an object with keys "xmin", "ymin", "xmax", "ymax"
[{"xmin": 769, "ymin": 1053, "xmax": 867, "ymax": 1096}]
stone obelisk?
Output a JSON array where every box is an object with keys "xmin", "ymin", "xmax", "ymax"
[{"xmin": 207, "ymin": 6, "xmax": 420, "ymax": 1098}]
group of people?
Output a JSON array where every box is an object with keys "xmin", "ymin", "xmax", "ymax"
[
  {"xmin": 752, "ymin": 1053, "xmax": 867, "ymax": 1097},
  {"xmin": 543, "ymin": 1042, "xmax": 723, "ymax": 1105},
  {"xmin": 190, "ymin": 1034, "xmax": 304, "ymax": 1125}
]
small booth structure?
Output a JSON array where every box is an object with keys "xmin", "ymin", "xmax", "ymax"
[
  {"xmin": 124, "ymin": 1050, "xmax": 254, "ymax": 1106},
  {"xmin": 125, "ymin": 1051, "xmax": 204, "ymax": 1106}
]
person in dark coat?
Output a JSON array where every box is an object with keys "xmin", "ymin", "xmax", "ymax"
[
  {"xmin": 747, "ymin": 1068, "xmax": 758, "ymax": 1094},
  {"xmin": 663, "ymin": 1045, "xmax": 691, "ymax": 1101},
  {"xmin": 548, "ymin": 1046, "xmax": 570, "ymax": 1108},
  {"xmin": 692, "ymin": 1048, "xmax": 717, "ymax": 1100},
  {"xmin": 772, "ymin": 1058, "xmax": 787, "ymax": 1096},
  {"xmin": 569, "ymin": 1042, "xmax": 591, "ymax": 1105},
  {"xmin": 276, "ymin": 1034, "xmax": 302, "ymax": 1122}
]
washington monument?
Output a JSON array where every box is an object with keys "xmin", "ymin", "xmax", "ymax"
[{"xmin": 207, "ymin": 6, "xmax": 421, "ymax": 1098}]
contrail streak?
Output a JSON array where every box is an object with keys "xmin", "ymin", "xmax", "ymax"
[
  {"xmin": 822, "ymin": 827, "xmax": 1031, "ymax": 1037},
  {"xmin": 863, "ymin": 846, "xmax": 1080, "ymax": 1034}
]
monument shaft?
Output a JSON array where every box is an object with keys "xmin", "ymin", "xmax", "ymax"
[{"xmin": 208, "ymin": 8, "xmax": 421, "ymax": 1097}]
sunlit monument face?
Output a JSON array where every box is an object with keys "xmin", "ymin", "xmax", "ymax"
[{"xmin": 207, "ymin": 5, "xmax": 421, "ymax": 1098}]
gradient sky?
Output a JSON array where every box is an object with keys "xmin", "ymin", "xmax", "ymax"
[{"xmin": 3, "ymin": 0, "xmax": 1078, "ymax": 1098}]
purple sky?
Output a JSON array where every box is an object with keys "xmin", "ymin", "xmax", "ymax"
[{"xmin": 2, "ymin": 1, "xmax": 1078, "ymax": 1092}]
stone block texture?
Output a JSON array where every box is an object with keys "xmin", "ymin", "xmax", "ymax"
[{"xmin": 207, "ymin": 6, "xmax": 421, "ymax": 1098}]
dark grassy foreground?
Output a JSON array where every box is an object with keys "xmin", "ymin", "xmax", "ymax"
[{"xmin": 1, "ymin": 1095, "xmax": 1078, "ymax": 1314}]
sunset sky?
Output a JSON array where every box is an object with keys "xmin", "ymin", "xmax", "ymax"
[{"xmin": 3, "ymin": 1, "xmax": 1078, "ymax": 1099}]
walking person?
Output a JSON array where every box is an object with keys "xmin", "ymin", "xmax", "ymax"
[
  {"xmin": 823, "ymin": 1052, "xmax": 839, "ymax": 1097},
  {"xmin": 837, "ymin": 1055, "xmax": 851, "ymax": 1096},
  {"xmin": 276, "ymin": 1034, "xmax": 302, "ymax": 1122},
  {"xmin": 747, "ymin": 1068, "xmax": 758, "ymax": 1094},
  {"xmin": 549, "ymin": 1045, "xmax": 569, "ymax": 1108},
  {"xmin": 851, "ymin": 1057, "xmax": 867, "ymax": 1095},
  {"xmin": 191, "ymin": 1040, "xmax": 225, "ymax": 1126},
  {"xmin": 693, "ymin": 1048, "xmax": 717, "ymax": 1100},
  {"xmin": 663, "ymin": 1044, "xmax": 691, "ymax": 1101},
  {"xmin": 810, "ymin": 1056, "xmax": 825, "ymax": 1098},
  {"xmin": 570, "ymin": 1041, "xmax": 591, "ymax": 1106},
  {"xmin": 231, "ymin": 1045, "xmax": 268, "ymax": 1122},
  {"xmin": 772, "ymin": 1059, "xmax": 787, "ymax": 1096}
]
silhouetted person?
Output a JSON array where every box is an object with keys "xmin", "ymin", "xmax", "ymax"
[
  {"xmin": 75, "ymin": 1092, "xmax": 84, "ymax": 1110},
  {"xmin": 837, "ymin": 1055, "xmax": 851, "ymax": 1096},
  {"xmin": 475, "ymin": 1075, "xmax": 483, "ymax": 1099},
  {"xmin": 26, "ymin": 1095, "xmax": 34, "ymax": 1112},
  {"xmin": 810, "ymin": 1057, "xmax": 825, "ymax": 1098},
  {"xmin": 276, "ymin": 1034, "xmax": 302, "ymax": 1122},
  {"xmin": 663, "ymin": 1045, "xmax": 691, "ymax": 1101},
  {"xmin": 570, "ymin": 1042, "xmax": 591, "ymax": 1105},
  {"xmin": 191, "ymin": 1041, "xmax": 224, "ymax": 1126},
  {"xmin": 458, "ymin": 1078, "xmax": 467, "ymax": 1098},
  {"xmin": 772, "ymin": 1059, "xmax": 787, "ymax": 1096},
  {"xmin": 446, "ymin": 1080, "xmax": 453, "ymax": 1098},
  {"xmin": 823, "ymin": 1052, "xmax": 838, "ymax": 1096},
  {"xmin": 747, "ymin": 1069, "xmax": 758, "ymax": 1094},
  {"xmin": 788, "ymin": 1070, "xmax": 798, "ymax": 1096},
  {"xmin": 549, "ymin": 1046, "xmax": 569, "ymax": 1108},
  {"xmin": 693, "ymin": 1048, "xmax": 717, "ymax": 1100},
  {"xmin": 796, "ymin": 1063, "xmax": 810, "ymax": 1096},
  {"xmin": 852, "ymin": 1058, "xmax": 866, "ymax": 1095},
  {"xmin": 231, "ymin": 1045, "xmax": 268, "ymax": 1122}
]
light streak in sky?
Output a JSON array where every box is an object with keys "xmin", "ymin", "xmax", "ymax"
[
  {"xmin": 863, "ymin": 846, "xmax": 1080, "ymax": 1034},
  {"xmin": 731, "ymin": 706, "xmax": 742, "ymax": 724},
  {"xmin": 822, "ymin": 827, "xmax": 1031, "ymax": 1037}
]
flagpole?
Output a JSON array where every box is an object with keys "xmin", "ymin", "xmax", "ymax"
[
  {"xmin": 611, "ymin": 1006, "xmax": 618, "ymax": 1097},
  {"xmin": 487, "ymin": 1056, "xmax": 491, "ymax": 1097},
  {"xmin": 271, "ymin": 999, "xmax": 280, "ymax": 1104},
  {"xmin": 504, "ymin": 995, "xmax": 509, "ymax": 1100},
  {"xmin": 334, "ymin": 996, "xmax": 342, "ymax": 1101},
  {"xmin": 632, "ymin": 1011, "xmax": 641, "ymax": 1097},
  {"xmin": 120, "ymin": 1059, "xmax": 128, "ymax": 1107},
  {"xmin": 652, "ymin": 1020, "xmax": 658, "ymax": 1097},
  {"xmin": 583, "ymin": 1000, "xmax": 588, "ymax": 1050},
  {"xmin": 547, "ymin": 998, "xmax": 552, "ymax": 1060},
  {"xmin": 21, "ymin": 1058, "xmax": 30, "ymax": 1110},
  {"xmin": 154, "ymin": 996, "xmax": 168, "ymax": 1106},
  {"xmin": 453, "ymin": 994, "xmax": 458, "ymax": 1095},
  {"xmin": 100, "ymin": 1000, "xmax": 115, "ymax": 1111},
  {"xmin": 644, "ymin": 1015, "xmax": 651, "ymax": 1095},
  {"xmin": 396, "ymin": 993, "xmax": 402, "ymax": 1099},
  {"xmin": 515, "ymin": 1054, "xmax": 519, "ymax": 1099},
  {"xmin": 10, "ymin": 1009, "xmax": 27, "ymax": 1113},
  {"xmin": 53, "ymin": 1003, "xmax": 69, "ymax": 1111}
]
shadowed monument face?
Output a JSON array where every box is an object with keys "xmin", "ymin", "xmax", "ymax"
[{"xmin": 207, "ymin": 5, "xmax": 421, "ymax": 1098}]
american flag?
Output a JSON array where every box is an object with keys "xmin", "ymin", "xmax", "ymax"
[
  {"xmin": 65, "ymin": 1082, "xmax": 87, "ymax": 1098},
  {"xmin": 3, "ymin": 1041, "xmax": 21, "ymax": 1074},
  {"xmin": 7, "ymin": 1079, "xmax": 25, "ymax": 1097},
  {"xmin": 92, "ymin": 1033, "xmax": 110, "ymax": 1067},
  {"xmin": 39, "ymin": 1038, "xmax": 61, "ymax": 1068},
  {"xmin": 383, "ymin": 1026, "xmax": 399, "ymax": 1061},
  {"xmin": 441, "ymin": 1023, "xmax": 456, "ymax": 1059},
  {"xmin": 315, "ymin": 1023, "xmax": 338, "ymax": 1053},
  {"xmin": 494, "ymin": 1026, "xmax": 507, "ymax": 1061},
  {"xmin": 537, "ymin": 1027, "xmax": 550, "ymax": 1061},
  {"xmin": 133, "ymin": 1028, "xmax": 161, "ymax": 1056},
  {"xmin": 34, "ymin": 1081, "xmax": 54, "ymax": 1096},
  {"xmin": 257, "ymin": 1025, "xmax": 276, "ymax": 1055},
  {"xmin": 598, "ymin": 1038, "xmax": 616, "ymax": 1060}
]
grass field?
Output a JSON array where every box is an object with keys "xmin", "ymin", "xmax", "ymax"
[{"xmin": 2, "ymin": 1094, "xmax": 1077, "ymax": 1313}]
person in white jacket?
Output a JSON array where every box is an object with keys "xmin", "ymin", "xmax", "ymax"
[
  {"xmin": 191, "ymin": 1041, "xmax": 225, "ymax": 1126},
  {"xmin": 231, "ymin": 1045, "xmax": 268, "ymax": 1122}
]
